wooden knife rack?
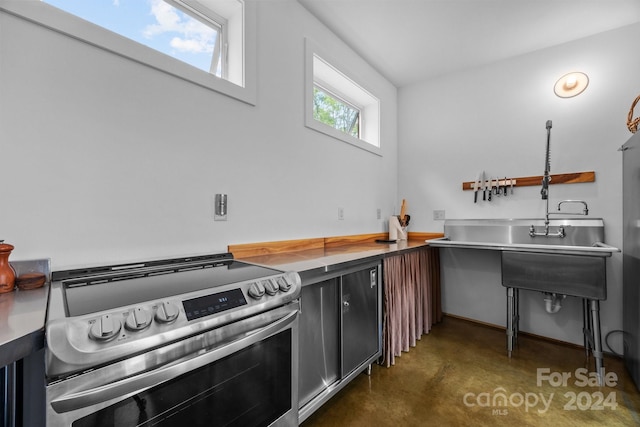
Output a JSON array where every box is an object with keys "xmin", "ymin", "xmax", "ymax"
[{"xmin": 462, "ymin": 171, "xmax": 595, "ymax": 191}]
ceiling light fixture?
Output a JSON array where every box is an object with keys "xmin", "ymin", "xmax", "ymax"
[{"xmin": 554, "ymin": 72, "xmax": 589, "ymax": 98}]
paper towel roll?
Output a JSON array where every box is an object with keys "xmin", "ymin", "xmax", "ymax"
[{"xmin": 389, "ymin": 216, "xmax": 407, "ymax": 240}]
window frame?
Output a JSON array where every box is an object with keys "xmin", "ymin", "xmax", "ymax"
[
  {"xmin": 304, "ymin": 37, "xmax": 381, "ymax": 156},
  {"xmin": 165, "ymin": 0, "xmax": 227, "ymax": 78},
  {"xmin": 0, "ymin": 0, "xmax": 256, "ymax": 105}
]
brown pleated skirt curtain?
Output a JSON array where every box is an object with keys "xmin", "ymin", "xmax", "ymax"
[{"xmin": 382, "ymin": 247, "xmax": 442, "ymax": 367}]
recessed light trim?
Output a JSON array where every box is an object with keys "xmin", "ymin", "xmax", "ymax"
[{"xmin": 554, "ymin": 72, "xmax": 589, "ymax": 98}]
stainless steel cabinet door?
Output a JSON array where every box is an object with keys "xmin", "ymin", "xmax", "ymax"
[
  {"xmin": 341, "ymin": 266, "xmax": 380, "ymax": 376},
  {"xmin": 298, "ymin": 278, "xmax": 340, "ymax": 408},
  {"xmin": 623, "ymin": 132, "xmax": 640, "ymax": 389}
]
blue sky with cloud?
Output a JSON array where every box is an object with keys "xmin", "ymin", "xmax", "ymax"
[{"xmin": 43, "ymin": 0, "xmax": 218, "ymax": 73}]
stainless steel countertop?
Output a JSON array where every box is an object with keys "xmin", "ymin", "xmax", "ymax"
[
  {"xmin": 426, "ymin": 238, "xmax": 619, "ymax": 257},
  {"xmin": 426, "ymin": 218, "xmax": 619, "ymax": 258},
  {"xmin": 0, "ymin": 259, "xmax": 50, "ymax": 367},
  {"xmin": 0, "ymin": 285, "xmax": 49, "ymax": 367}
]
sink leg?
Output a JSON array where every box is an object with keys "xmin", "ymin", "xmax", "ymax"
[
  {"xmin": 515, "ymin": 288, "xmax": 519, "ymax": 343},
  {"xmin": 506, "ymin": 287, "xmax": 519, "ymax": 357},
  {"xmin": 589, "ymin": 299, "xmax": 605, "ymax": 386},
  {"xmin": 582, "ymin": 299, "xmax": 592, "ymax": 359}
]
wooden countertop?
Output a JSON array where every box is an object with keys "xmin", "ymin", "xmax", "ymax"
[{"xmin": 230, "ymin": 232, "xmax": 443, "ymax": 272}]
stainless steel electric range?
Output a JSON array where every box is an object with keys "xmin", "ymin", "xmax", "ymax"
[{"xmin": 44, "ymin": 252, "xmax": 301, "ymax": 427}]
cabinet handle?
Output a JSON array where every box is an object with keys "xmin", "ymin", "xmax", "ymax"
[
  {"xmin": 370, "ymin": 269, "xmax": 377, "ymax": 288},
  {"xmin": 343, "ymin": 301, "xmax": 350, "ymax": 307}
]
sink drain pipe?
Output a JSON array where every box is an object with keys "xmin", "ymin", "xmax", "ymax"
[{"xmin": 544, "ymin": 293, "xmax": 566, "ymax": 313}]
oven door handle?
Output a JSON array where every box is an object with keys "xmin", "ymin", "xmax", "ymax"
[{"xmin": 50, "ymin": 307, "xmax": 298, "ymax": 414}]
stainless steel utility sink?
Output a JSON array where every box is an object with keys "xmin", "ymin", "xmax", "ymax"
[
  {"xmin": 427, "ymin": 218, "xmax": 620, "ymax": 384},
  {"xmin": 426, "ymin": 218, "xmax": 619, "ymax": 299},
  {"xmin": 426, "ymin": 218, "xmax": 618, "ymax": 258}
]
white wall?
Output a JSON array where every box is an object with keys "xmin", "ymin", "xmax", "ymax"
[
  {"xmin": 3, "ymin": 0, "xmax": 637, "ymax": 349},
  {"xmin": 0, "ymin": 0, "xmax": 398, "ymax": 269},
  {"xmin": 398, "ymin": 23, "xmax": 640, "ymax": 349}
]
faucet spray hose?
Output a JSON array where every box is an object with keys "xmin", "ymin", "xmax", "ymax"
[{"xmin": 541, "ymin": 120, "xmax": 553, "ymax": 200}]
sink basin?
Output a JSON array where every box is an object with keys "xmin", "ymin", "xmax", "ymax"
[
  {"xmin": 502, "ymin": 250, "xmax": 607, "ymax": 299},
  {"xmin": 426, "ymin": 218, "xmax": 619, "ymax": 258},
  {"xmin": 426, "ymin": 218, "xmax": 620, "ymax": 299}
]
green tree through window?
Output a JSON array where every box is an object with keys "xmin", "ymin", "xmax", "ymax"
[{"xmin": 313, "ymin": 86, "xmax": 360, "ymax": 138}]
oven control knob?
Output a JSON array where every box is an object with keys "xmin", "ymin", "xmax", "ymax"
[
  {"xmin": 276, "ymin": 277, "xmax": 292, "ymax": 292},
  {"xmin": 263, "ymin": 279, "xmax": 279, "ymax": 296},
  {"xmin": 89, "ymin": 314, "xmax": 121, "ymax": 342},
  {"xmin": 248, "ymin": 281, "xmax": 265, "ymax": 299},
  {"xmin": 155, "ymin": 301, "xmax": 180, "ymax": 324},
  {"xmin": 125, "ymin": 307, "xmax": 152, "ymax": 331}
]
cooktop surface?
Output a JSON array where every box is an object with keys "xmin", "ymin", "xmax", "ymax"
[{"xmin": 62, "ymin": 260, "xmax": 283, "ymax": 317}]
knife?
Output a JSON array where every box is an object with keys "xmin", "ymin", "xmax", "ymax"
[
  {"xmin": 487, "ymin": 176, "xmax": 492, "ymax": 201},
  {"xmin": 504, "ymin": 177, "xmax": 508, "ymax": 196},
  {"xmin": 482, "ymin": 171, "xmax": 487, "ymax": 201},
  {"xmin": 473, "ymin": 172, "xmax": 481, "ymax": 203}
]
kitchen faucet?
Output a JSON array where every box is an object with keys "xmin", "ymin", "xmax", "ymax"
[
  {"xmin": 528, "ymin": 120, "xmax": 589, "ymax": 238},
  {"xmin": 529, "ymin": 121, "xmax": 589, "ymax": 237},
  {"xmin": 531, "ymin": 200, "xmax": 590, "ymax": 238},
  {"xmin": 555, "ymin": 200, "xmax": 589, "ymax": 215},
  {"xmin": 530, "ymin": 120, "xmax": 566, "ymax": 237}
]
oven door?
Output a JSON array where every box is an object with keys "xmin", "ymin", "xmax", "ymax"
[{"xmin": 46, "ymin": 303, "xmax": 299, "ymax": 427}]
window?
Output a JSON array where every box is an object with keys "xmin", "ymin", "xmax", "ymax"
[
  {"xmin": 0, "ymin": 0, "xmax": 256, "ymax": 104},
  {"xmin": 43, "ymin": 0, "xmax": 226, "ymax": 77},
  {"xmin": 305, "ymin": 38, "xmax": 381, "ymax": 155},
  {"xmin": 313, "ymin": 85, "xmax": 360, "ymax": 139}
]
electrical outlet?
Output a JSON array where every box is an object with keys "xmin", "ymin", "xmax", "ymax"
[
  {"xmin": 338, "ymin": 207, "xmax": 344, "ymax": 220},
  {"xmin": 433, "ymin": 210, "xmax": 445, "ymax": 220},
  {"xmin": 376, "ymin": 208, "xmax": 381, "ymax": 220}
]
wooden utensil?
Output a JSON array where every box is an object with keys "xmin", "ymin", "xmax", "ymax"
[
  {"xmin": 16, "ymin": 273, "xmax": 46, "ymax": 290},
  {"xmin": 400, "ymin": 199, "xmax": 407, "ymax": 224}
]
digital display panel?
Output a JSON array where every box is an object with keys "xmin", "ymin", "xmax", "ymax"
[{"xmin": 183, "ymin": 288, "xmax": 247, "ymax": 321}]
